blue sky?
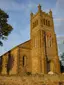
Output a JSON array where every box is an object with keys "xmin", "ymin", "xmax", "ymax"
[{"xmin": 0, "ymin": 0, "xmax": 64, "ymax": 56}]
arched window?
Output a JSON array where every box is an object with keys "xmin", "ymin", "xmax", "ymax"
[
  {"xmin": 43, "ymin": 19, "xmax": 45, "ymax": 25},
  {"xmin": 33, "ymin": 20, "xmax": 38, "ymax": 28},
  {"xmin": 46, "ymin": 20, "xmax": 47, "ymax": 25},
  {"xmin": 23, "ymin": 56, "xmax": 27, "ymax": 67},
  {"xmin": 7, "ymin": 51, "xmax": 14, "ymax": 75},
  {"xmin": 33, "ymin": 23, "xmax": 35, "ymax": 28},
  {"xmin": 59, "ymin": 82, "xmax": 63, "ymax": 85},
  {"xmin": 48, "ymin": 60, "xmax": 54, "ymax": 73},
  {"xmin": 36, "ymin": 20, "xmax": 38, "ymax": 26},
  {"xmin": 48, "ymin": 21, "xmax": 50, "ymax": 26}
]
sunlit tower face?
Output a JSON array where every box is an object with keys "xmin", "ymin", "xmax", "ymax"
[{"xmin": 30, "ymin": 4, "xmax": 60, "ymax": 74}]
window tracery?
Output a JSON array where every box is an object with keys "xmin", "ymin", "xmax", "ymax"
[
  {"xmin": 43, "ymin": 19, "xmax": 50, "ymax": 27},
  {"xmin": 46, "ymin": 32, "xmax": 52, "ymax": 48},
  {"xmin": 43, "ymin": 19, "xmax": 45, "ymax": 25}
]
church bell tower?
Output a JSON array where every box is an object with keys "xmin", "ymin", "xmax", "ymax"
[{"xmin": 30, "ymin": 4, "xmax": 60, "ymax": 74}]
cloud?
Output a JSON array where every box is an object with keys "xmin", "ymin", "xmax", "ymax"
[
  {"xmin": 0, "ymin": 32, "xmax": 22, "ymax": 56},
  {"xmin": 57, "ymin": 36, "xmax": 64, "ymax": 44},
  {"xmin": 0, "ymin": 0, "xmax": 64, "ymax": 56},
  {"xmin": 0, "ymin": 23, "xmax": 30, "ymax": 56},
  {"xmin": 0, "ymin": 0, "xmax": 37, "ymax": 12},
  {"xmin": 54, "ymin": 0, "xmax": 64, "ymax": 17},
  {"xmin": 52, "ymin": 0, "xmax": 64, "ymax": 37},
  {"xmin": 54, "ymin": 18, "xmax": 64, "ymax": 21},
  {"xmin": 0, "ymin": 0, "xmax": 25, "ymax": 11},
  {"xmin": 56, "ymin": 0, "xmax": 64, "ymax": 11},
  {"xmin": 55, "ymin": 21, "xmax": 64, "ymax": 36},
  {"xmin": 42, "ymin": 0, "xmax": 64, "ymax": 55}
]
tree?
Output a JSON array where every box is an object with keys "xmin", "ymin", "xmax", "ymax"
[
  {"xmin": 61, "ymin": 53, "xmax": 64, "ymax": 61},
  {"xmin": 0, "ymin": 9, "xmax": 13, "ymax": 46},
  {"xmin": 60, "ymin": 52, "xmax": 64, "ymax": 73},
  {"xmin": 60, "ymin": 61, "xmax": 64, "ymax": 73}
]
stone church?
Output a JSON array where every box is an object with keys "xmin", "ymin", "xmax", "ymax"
[{"xmin": 0, "ymin": 4, "xmax": 61, "ymax": 76}]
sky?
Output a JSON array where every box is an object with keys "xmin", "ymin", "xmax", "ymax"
[{"xmin": 0, "ymin": 0, "xmax": 64, "ymax": 56}]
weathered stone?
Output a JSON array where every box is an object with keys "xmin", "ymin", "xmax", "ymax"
[{"xmin": 0, "ymin": 4, "xmax": 63, "ymax": 85}]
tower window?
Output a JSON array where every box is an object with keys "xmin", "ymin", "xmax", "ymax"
[
  {"xmin": 43, "ymin": 19, "xmax": 45, "ymax": 25},
  {"xmin": 43, "ymin": 19, "xmax": 50, "ymax": 27},
  {"xmin": 33, "ymin": 20, "xmax": 38, "ymax": 28},
  {"xmin": 48, "ymin": 21, "xmax": 50, "ymax": 26},
  {"xmin": 46, "ymin": 20, "xmax": 47, "ymax": 25},
  {"xmin": 36, "ymin": 20, "xmax": 38, "ymax": 26},
  {"xmin": 41, "ymin": 19, "xmax": 43, "ymax": 23},
  {"xmin": 33, "ymin": 23, "xmax": 35, "ymax": 28}
]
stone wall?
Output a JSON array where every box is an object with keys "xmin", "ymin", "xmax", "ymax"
[
  {"xmin": 1, "ymin": 47, "xmax": 18, "ymax": 75},
  {"xmin": 18, "ymin": 40, "xmax": 31, "ymax": 75},
  {"xmin": 0, "ymin": 74, "xmax": 64, "ymax": 85}
]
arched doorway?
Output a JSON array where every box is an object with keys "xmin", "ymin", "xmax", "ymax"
[
  {"xmin": 50, "ymin": 60, "xmax": 54, "ymax": 72},
  {"xmin": 47, "ymin": 60, "xmax": 54, "ymax": 73},
  {"xmin": 47, "ymin": 60, "xmax": 50, "ymax": 72}
]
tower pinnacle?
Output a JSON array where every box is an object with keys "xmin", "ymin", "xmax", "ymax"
[
  {"xmin": 49, "ymin": 9, "xmax": 52, "ymax": 17},
  {"xmin": 38, "ymin": 4, "xmax": 41, "ymax": 11}
]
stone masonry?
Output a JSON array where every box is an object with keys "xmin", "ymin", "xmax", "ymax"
[{"xmin": 0, "ymin": 4, "xmax": 64, "ymax": 85}]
